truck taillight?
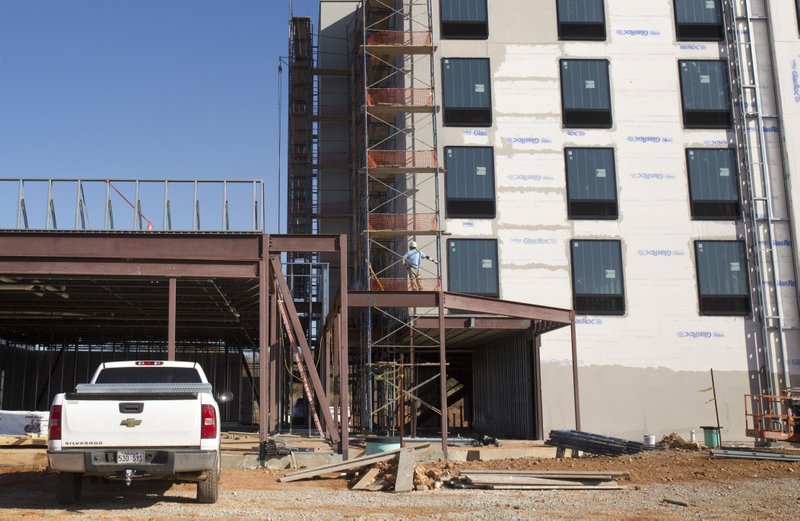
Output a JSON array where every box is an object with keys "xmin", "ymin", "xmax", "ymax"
[
  {"xmin": 49, "ymin": 404, "xmax": 62, "ymax": 440},
  {"xmin": 201, "ymin": 404, "xmax": 217, "ymax": 439}
]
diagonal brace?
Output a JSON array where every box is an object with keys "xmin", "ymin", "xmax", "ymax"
[{"xmin": 271, "ymin": 256, "xmax": 340, "ymax": 445}]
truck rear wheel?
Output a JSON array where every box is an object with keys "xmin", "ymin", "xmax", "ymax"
[
  {"xmin": 196, "ymin": 459, "xmax": 219, "ymax": 504},
  {"xmin": 56, "ymin": 472, "xmax": 83, "ymax": 504}
]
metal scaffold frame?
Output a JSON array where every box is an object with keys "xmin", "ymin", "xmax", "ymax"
[
  {"xmin": 722, "ymin": 0, "xmax": 798, "ymax": 399},
  {"xmin": 352, "ymin": 0, "xmax": 445, "ymax": 439}
]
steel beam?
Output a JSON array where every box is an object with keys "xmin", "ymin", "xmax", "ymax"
[
  {"xmin": 268, "ymin": 234, "xmax": 342, "ymax": 253},
  {"xmin": 412, "ymin": 317, "xmax": 532, "ymax": 330},
  {"xmin": 348, "ymin": 291, "xmax": 437, "ymax": 308},
  {"xmin": 443, "ymin": 293, "xmax": 572, "ymax": 324},
  {"xmin": 0, "ymin": 261, "xmax": 258, "ymax": 279},
  {"xmin": 0, "ymin": 232, "xmax": 262, "ymax": 261}
]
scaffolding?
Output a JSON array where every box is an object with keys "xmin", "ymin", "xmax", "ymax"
[
  {"xmin": 351, "ymin": 0, "xmax": 444, "ymax": 436},
  {"xmin": 287, "ymin": 17, "xmax": 317, "ymax": 238},
  {"xmin": 723, "ymin": 0, "xmax": 799, "ymax": 398}
]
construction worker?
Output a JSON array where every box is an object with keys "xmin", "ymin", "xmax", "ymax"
[{"xmin": 402, "ymin": 240, "xmax": 438, "ymax": 291}]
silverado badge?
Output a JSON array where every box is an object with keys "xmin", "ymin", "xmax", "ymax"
[{"xmin": 120, "ymin": 418, "xmax": 142, "ymax": 428}]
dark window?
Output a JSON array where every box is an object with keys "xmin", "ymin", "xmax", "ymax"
[
  {"xmin": 674, "ymin": 0, "xmax": 724, "ymax": 41},
  {"xmin": 565, "ymin": 148, "xmax": 618, "ymax": 219},
  {"xmin": 445, "ymin": 147, "xmax": 495, "ymax": 218},
  {"xmin": 447, "ymin": 239, "xmax": 499, "ymax": 297},
  {"xmin": 695, "ymin": 241, "xmax": 750, "ymax": 315},
  {"xmin": 686, "ymin": 149, "xmax": 740, "ymax": 220},
  {"xmin": 557, "ymin": 0, "xmax": 606, "ymax": 40},
  {"xmin": 571, "ymin": 240, "xmax": 625, "ymax": 315},
  {"xmin": 442, "ymin": 58, "xmax": 492, "ymax": 126},
  {"xmin": 440, "ymin": 0, "xmax": 488, "ymax": 39},
  {"xmin": 95, "ymin": 367, "xmax": 202, "ymax": 384},
  {"xmin": 560, "ymin": 59, "xmax": 612, "ymax": 128},
  {"xmin": 679, "ymin": 60, "xmax": 732, "ymax": 128}
]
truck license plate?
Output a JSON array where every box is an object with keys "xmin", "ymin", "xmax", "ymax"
[{"xmin": 116, "ymin": 450, "xmax": 145, "ymax": 464}]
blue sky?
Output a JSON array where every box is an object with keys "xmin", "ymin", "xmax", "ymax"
[{"xmin": 0, "ymin": 0, "xmax": 318, "ymax": 232}]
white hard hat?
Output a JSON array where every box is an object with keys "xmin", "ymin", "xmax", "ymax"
[{"xmin": 409, "ymin": 240, "xmax": 417, "ymax": 249}]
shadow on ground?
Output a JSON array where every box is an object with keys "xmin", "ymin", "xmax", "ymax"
[{"xmin": 0, "ymin": 469, "xmax": 195, "ymax": 510}]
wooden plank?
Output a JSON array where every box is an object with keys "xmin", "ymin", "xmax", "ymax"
[
  {"xmin": 351, "ymin": 467, "xmax": 381, "ymax": 491},
  {"xmin": 0, "ymin": 435, "xmax": 47, "ymax": 447},
  {"xmin": 393, "ymin": 448, "xmax": 415, "ymax": 493},
  {"xmin": 280, "ymin": 443, "xmax": 430, "ymax": 482},
  {"xmin": 364, "ymin": 479, "xmax": 390, "ymax": 492}
]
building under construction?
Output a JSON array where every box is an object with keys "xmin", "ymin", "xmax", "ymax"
[
  {"xmin": 297, "ymin": 0, "xmax": 800, "ymax": 442},
  {"xmin": 4, "ymin": 0, "xmax": 800, "ymax": 457}
]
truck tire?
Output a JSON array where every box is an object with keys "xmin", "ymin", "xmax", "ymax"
[
  {"xmin": 196, "ymin": 458, "xmax": 219, "ymax": 504},
  {"xmin": 56, "ymin": 472, "xmax": 83, "ymax": 504}
]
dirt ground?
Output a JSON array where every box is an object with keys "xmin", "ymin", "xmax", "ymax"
[{"xmin": 1, "ymin": 450, "xmax": 799, "ymax": 519}]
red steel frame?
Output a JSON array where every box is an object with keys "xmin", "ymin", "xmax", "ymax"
[{"xmin": 0, "ymin": 231, "xmax": 580, "ymax": 460}]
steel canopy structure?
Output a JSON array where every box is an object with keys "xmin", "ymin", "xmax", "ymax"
[{"xmin": 0, "ymin": 230, "xmax": 579, "ymax": 459}]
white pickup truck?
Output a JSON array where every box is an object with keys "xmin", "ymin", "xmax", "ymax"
[{"xmin": 47, "ymin": 360, "xmax": 232, "ymax": 504}]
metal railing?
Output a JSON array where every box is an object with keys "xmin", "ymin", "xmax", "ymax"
[{"xmin": 0, "ymin": 178, "xmax": 265, "ymax": 232}]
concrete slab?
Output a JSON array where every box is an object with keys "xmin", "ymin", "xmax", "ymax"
[{"xmin": 221, "ymin": 451, "xmax": 260, "ymax": 470}]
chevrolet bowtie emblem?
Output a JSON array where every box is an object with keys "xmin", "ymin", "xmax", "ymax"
[{"xmin": 120, "ymin": 418, "xmax": 142, "ymax": 428}]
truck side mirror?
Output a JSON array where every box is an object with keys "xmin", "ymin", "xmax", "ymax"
[{"xmin": 216, "ymin": 390, "xmax": 234, "ymax": 404}]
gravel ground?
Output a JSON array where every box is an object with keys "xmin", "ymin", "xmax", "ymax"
[{"xmin": 1, "ymin": 451, "xmax": 799, "ymax": 520}]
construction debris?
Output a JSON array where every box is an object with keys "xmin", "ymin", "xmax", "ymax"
[
  {"xmin": 708, "ymin": 449, "xmax": 800, "ymax": 462},
  {"xmin": 393, "ymin": 448, "xmax": 415, "ymax": 492},
  {"xmin": 546, "ymin": 430, "xmax": 644, "ymax": 457},
  {"xmin": 661, "ymin": 432, "xmax": 700, "ymax": 450},
  {"xmin": 279, "ymin": 443, "xmax": 429, "ymax": 485},
  {"xmin": 449, "ymin": 470, "xmax": 626, "ymax": 491}
]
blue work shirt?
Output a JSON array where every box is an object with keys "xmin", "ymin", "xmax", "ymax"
[{"xmin": 403, "ymin": 249, "xmax": 427, "ymax": 269}]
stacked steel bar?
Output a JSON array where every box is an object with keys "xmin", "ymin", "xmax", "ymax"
[{"xmin": 546, "ymin": 430, "xmax": 643, "ymax": 456}]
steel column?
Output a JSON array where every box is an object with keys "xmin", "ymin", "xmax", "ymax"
[
  {"xmin": 570, "ymin": 314, "xmax": 581, "ymax": 431},
  {"xmin": 167, "ymin": 277, "xmax": 176, "ymax": 361},
  {"xmin": 338, "ymin": 235, "xmax": 349, "ymax": 459},
  {"xmin": 532, "ymin": 333, "xmax": 543, "ymax": 440},
  {"xmin": 410, "ymin": 320, "xmax": 417, "ymax": 438},
  {"xmin": 437, "ymin": 290, "xmax": 448, "ymax": 459},
  {"xmin": 269, "ymin": 268, "xmax": 279, "ymax": 433},
  {"xmin": 259, "ymin": 256, "xmax": 269, "ymax": 443}
]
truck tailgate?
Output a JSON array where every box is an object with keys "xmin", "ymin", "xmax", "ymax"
[{"xmin": 62, "ymin": 392, "xmax": 202, "ymax": 448}]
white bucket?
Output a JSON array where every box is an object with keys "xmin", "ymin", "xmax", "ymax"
[{"xmin": 643, "ymin": 434, "xmax": 656, "ymax": 447}]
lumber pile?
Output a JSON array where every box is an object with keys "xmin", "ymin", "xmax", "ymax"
[
  {"xmin": 280, "ymin": 444, "xmax": 428, "ymax": 492},
  {"xmin": 546, "ymin": 430, "xmax": 643, "ymax": 456},
  {"xmin": 0, "ymin": 434, "xmax": 47, "ymax": 447},
  {"xmin": 449, "ymin": 470, "xmax": 628, "ymax": 490}
]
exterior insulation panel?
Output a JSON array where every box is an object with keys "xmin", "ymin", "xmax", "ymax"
[{"xmin": 315, "ymin": 0, "xmax": 800, "ymax": 441}]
